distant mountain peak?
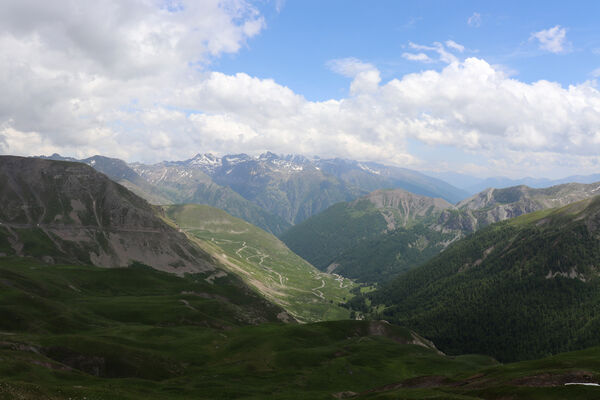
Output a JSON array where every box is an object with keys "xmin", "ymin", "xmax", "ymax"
[
  {"xmin": 357, "ymin": 162, "xmax": 381, "ymax": 175},
  {"xmin": 187, "ymin": 153, "xmax": 223, "ymax": 172},
  {"xmin": 258, "ymin": 151, "xmax": 279, "ymax": 160},
  {"xmin": 222, "ymin": 153, "xmax": 252, "ymax": 166}
]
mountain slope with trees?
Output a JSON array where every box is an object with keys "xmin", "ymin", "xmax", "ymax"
[
  {"xmin": 369, "ymin": 196, "xmax": 600, "ymax": 362},
  {"xmin": 283, "ymin": 182, "xmax": 600, "ymax": 283}
]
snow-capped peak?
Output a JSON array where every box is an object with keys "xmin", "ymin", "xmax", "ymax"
[
  {"xmin": 186, "ymin": 153, "xmax": 223, "ymax": 174},
  {"xmin": 357, "ymin": 163, "xmax": 381, "ymax": 175}
]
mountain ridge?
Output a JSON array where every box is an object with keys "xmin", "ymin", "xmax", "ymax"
[
  {"xmin": 0, "ymin": 156, "xmax": 214, "ymax": 275},
  {"xmin": 38, "ymin": 151, "xmax": 469, "ymax": 228},
  {"xmin": 369, "ymin": 195, "xmax": 600, "ymax": 361},
  {"xmin": 283, "ymin": 180, "xmax": 600, "ymax": 283}
]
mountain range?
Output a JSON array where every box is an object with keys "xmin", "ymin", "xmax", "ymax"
[
  {"xmin": 0, "ymin": 156, "xmax": 213, "ymax": 275},
  {"xmin": 0, "ymin": 156, "xmax": 356, "ymax": 323},
  {"xmin": 4, "ymin": 155, "xmax": 600, "ymax": 398},
  {"xmin": 283, "ymin": 182, "xmax": 600, "ymax": 283},
  {"xmin": 368, "ymin": 195, "xmax": 600, "ymax": 362},
  {"xmin": 40, "ymin": 152, "xmax": 468, "ymax": 234}
]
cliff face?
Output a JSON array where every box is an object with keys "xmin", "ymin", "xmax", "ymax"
[
  {"xmin": 357, "ymin": 189, "xmax": 454, "ymax": 229},
  {"xmin": 452, "ymin": 183, "xmax": 600, "ymax": 232},
  {"xmin": 0, "ymin": 156, "xmax": 213, "ymax": 274}
]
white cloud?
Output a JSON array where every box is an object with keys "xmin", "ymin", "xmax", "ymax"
[
  {"xmin": 275, "ymin": 0, "xmax": 286, "ymax": 13},
  {"xmin": 409, "ymin": 41, "xmax": 459, "ymax": 64},
  {"xmin": 1, "ymin": 1, "xmax": 600, "ymax": 177},
  {"xmin": 0, "ymin": 0, "xmax": 266, "ymax": 160},
  {"xmin": 327, "ymin": 58, "xmax": 381, "ymax": 94},
  {"xmin": 445, "ymin": 40, "xmax": 465, "ymax": 53},
  {"xmin": 327, "ymin": 58, "xmax": 376, "ymax": 77},
  {"xmin": 99, "ymin": 57, "xmax": 600, "ymax": 175},
  {"xmin": 468, "ymin": 12, "xmax": 482, "ymax": 27},
  {"xmin": 591, "ymin": 68, "xmax": 600, "ymax": 78},
  {"xmin": 402, "ymin": 52, "xmax": 433, "ymax": 62},
  {"xmin": 531, "ymin": 25, "xmax": 569, "ymax": 53}
]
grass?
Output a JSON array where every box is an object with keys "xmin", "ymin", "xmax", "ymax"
[
  {"xmin": 2, "ymin": 257, "xmax": 600, "ymax": 399},
  {"xmin": 164, "ymin": 204, "xmax": 354, "ymax": 322}
]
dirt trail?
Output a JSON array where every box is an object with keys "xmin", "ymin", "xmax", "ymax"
[
  {"xmin": 333, "ymin": 273, "xmax": 350, "ymax": 288},
  {"xmin": 211, "ymin": 238, "xmax": 288, "ymax": 288},
  {"xmin": 235, "ymin": 241, "xmax": 247, "ymax": 257},
  {"xmin": 311, "ymin": 275, "xmax": 326, "ymax": 299},
  {"xmin": 180, "ymin": 299, "xmax": 197, "ymax": 311}
]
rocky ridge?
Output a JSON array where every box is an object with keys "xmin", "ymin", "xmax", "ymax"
[{"xmin": 0, "ymin": 156, "xmax": 213, "ymax": 274}]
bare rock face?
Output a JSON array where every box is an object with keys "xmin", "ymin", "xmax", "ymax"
[
  {"xmin": 452, "ymin": 183, "xmax": 600, "ymax": 232},
  {"xmin": 356, "ymin": 189, "xmax": 455, "ymax": 230},
  {"xmin": 361, "ymin": 189, "xmax": 453, "ymax": 214},
  {"xmin": 0, "ymin": 156, "xmax": 214, "ymax": 274}
]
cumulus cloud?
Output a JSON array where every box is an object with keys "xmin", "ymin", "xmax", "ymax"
[
  {"xmin": 113, "ymin": 57, "xmax": 600, "ymax": 174},
  {"xmin": 327, "ymin": 58, "xmax": 381, "ymax": 94},
  {"xmin": 531, "ymin": 25, "xmax": 569, "ymax": 53},
  {"xmin": 468, "ymin": 12, "xmax": 482, "ymax": 27},
  {"xmin": 0, "ymin": 0, "xmax": 265, "ymax": 160},
  {"xmin": 1, "ymin": 1, "xmax": 600, "ymax": 177}
]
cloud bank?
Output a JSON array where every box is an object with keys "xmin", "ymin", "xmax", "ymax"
[{"xmin": 0, "ymin": 1, "xmax": 599, "ymax": 178}]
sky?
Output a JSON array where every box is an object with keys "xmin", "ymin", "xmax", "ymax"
[{"xmin": 1, "ymin": 0, "xmax": 600, "ymax": 179}]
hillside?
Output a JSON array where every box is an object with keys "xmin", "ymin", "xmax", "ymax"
[
  {"xmin": 453, "ymin": 182, "xmax": 600, "ymax": 231},
  {"xmin": 0, "ymin": 156, "xmax": 213, "ymax": 274},
  {"xmin": 370, "ymin": 195, "xmax": 600, "ymax": 362},
  {"xmin": 207, "ymin": 153, "xmax": 366, "ymax": 225},
  {"xmin": 283, "ymin": 182, "xmax": 600, "ymax": 283},
  {"xmin": 2, "ymin": 157, "xmax": 600, "ymax": 399},
  {"xmin": 3, "ymin": 258, "xmax": 600, "ymax": 399},
  {"xmin": 131, "ymin": 161, "xmax": 292, "ymax": 235},
  {"xmin": 281, "ymin": 189, "xmax": 457, "ymax": 282},
  {"xmin": 40, "ymin": 154, "xmax": 173, "ymax": 205},
  {"xmin": 0, "ymin": 258, "xmax": 499, "ymax": 400},
  {"xmin": 165, "ymin": 204, "xmax": 354, "ymax": 322},
  {"xmin": 190, "ymin": 152, "xmax": 467, "ymax": 223}
]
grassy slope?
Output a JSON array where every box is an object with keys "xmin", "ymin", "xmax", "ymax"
[
  {"xmin": 370, "ymin": 196, "xmax": 600, "ymax": 362},
  {"xmin": 3, "ymin": 257, "xmax": 600, "ymax": 399},
  {"xmin": 0, "ymin": 256, "xmax": 497, "ymax": 400},
  {"xmin": 164, "ymin": 204, "xmax": 354, "ymax": 322},
  {"xmin": 363, "ymin": 346, "xmax": 600, "ymax": 399}
]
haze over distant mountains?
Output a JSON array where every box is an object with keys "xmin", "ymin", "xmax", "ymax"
[
  {"xmin": 428, "ymin": 171, "xmax": 600, "ymax": 195},
  {"xmin": 40, "ymin": 152, "xmax": 469, "ymax": 233}
]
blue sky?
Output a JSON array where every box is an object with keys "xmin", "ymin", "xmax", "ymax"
[
  {"xmin": 1, "ymin": 0, "xmax": 600, "ymax": 179},
  {"xmin": 216, "ymin": 1, "xmax": 600, "ymax": 101}
]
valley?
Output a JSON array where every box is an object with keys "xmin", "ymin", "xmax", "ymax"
[
  {"xmin": 359, "ymin": 196, "xmax": 600, "ymax": 362},
  {"xmin": 2, "ymin": 156, "xmax": 600, "ymax": 399},
  {"xmin": 4, "ymin": 3, "xmax": 600, "ymax": 399},
  {"xmin": 164, "ymin": 204, "xmax": 354, "ymax": 322},
  {"xmin": 283, "ymin": 183, "xmax": 600, "ymax": 283}
]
